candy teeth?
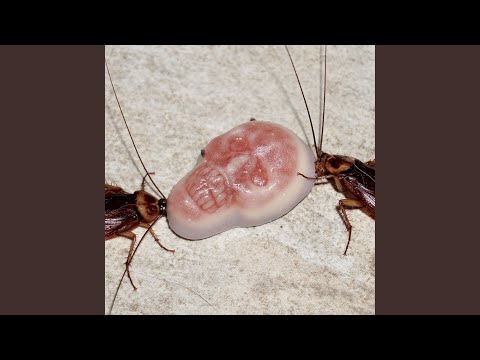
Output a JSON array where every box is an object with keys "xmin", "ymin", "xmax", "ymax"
[{"xmin": 186, "ymin": 163, "xmax": 229, "ymax": 213}]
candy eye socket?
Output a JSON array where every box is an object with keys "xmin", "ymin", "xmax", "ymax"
[
  {"xmin": 200, "ymin": 149, "xmax": 205, "ymax": 158},
  {"xmin": 229, "ymin": 137, "xmax": 249, "ymax": 152}
]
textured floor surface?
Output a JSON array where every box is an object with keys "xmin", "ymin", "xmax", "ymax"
[{"xmin": 105, "ymin": 45, "xmax": 375, "ymax": 315}]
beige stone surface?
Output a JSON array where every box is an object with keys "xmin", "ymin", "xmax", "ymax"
[{"xmin": 105, "ymin": 45, "xmax": 375, "ymax": 315}]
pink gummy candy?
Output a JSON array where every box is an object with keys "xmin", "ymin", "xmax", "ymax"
[{"xmin": 167, "ymin": 121, "xmax": 316, "ymax": 239}]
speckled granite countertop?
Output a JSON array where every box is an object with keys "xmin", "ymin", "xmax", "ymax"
[{"xmin": 105, "ymin": 45, "xmax": 375, "ymax": 315}]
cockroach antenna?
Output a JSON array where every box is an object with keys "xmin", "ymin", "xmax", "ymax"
[
  {"xmin": 105, "ymin": 57, "xmax": 166, "ymax": 199},
  {"xmin": 284, "ymin": 45, "xmax": 320, "ymax": 159},
  {"xmin": 318, "ymin": 45, "xmax": 327, "ymax": 156}
]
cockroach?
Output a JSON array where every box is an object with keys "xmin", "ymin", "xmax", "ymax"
[
  {"xmin": 285, "ymin": 45, "xmax": 375, "ymax": 255},
  {"xmin": 105, "ymin": 57, "xmax": 174, "ymax": 292}
]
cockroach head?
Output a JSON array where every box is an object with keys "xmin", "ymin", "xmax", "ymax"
[
  {"xmin": 134, "ymin": 190, "xmax": 164, "ymax": 222},
  {"xmin": 315, "ymin": 152, "xmax": 329, "ymax": 177},
  {"xmin": 319, "ymin": 151, "xmax": 328, "ymax": 162},
  {"xmin": 316, "ymin": 153, "xmax": 354, "ymax": 176}
]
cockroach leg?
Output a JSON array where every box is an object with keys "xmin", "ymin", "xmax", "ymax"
[
  {"xmin": 139, "ymin": 222, "xmax": 175, "ymax": 253},
  {"xmin": 338, "ymin": 198, "xmax": 364, "ymax": 255},
  {"xmin": 141, "ymin": 172, "xmax": 156, "ymax": 191},
  {"xmin": 112, "ymin": 230, "xmax": 138, "ymax": 290},
  {"xmin": 106, "ymin": 230, "xmax": 137, "ymax": 264},
  {"xmin": 313, "ymin": 179, "xmax": 332, "ymax": 186},
  {"xmin": 333, "ymin": 176, "xmax": 344, "ymax": 193},
  {"xmin": 297, "ymin": 172, "xmax": 332, "ymax": 186},
  {"xmin": 366, "ymin": 159, "xmax": 375, "ymax": 167},
  {"xmin": 125, "ymin": 264, "xmax": 137, "ymax": 290},
  {"xmin": 297, "ymin": 172, "xmax": 317, "ymax": 181},
  {"xmin": 124, "ymin": 263, "xmax": 137, "ymax": 291}
]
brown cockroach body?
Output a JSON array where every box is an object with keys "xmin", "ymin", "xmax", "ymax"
[
  {"xmin": 105, "ymin": 58, "xmax": 173, "ymax": 291},
  {"xmin": 105, "ymin": 175, "xmax": 170, "ymax": 270},
  {"xmin": 105, "ymin": 181, "xmax": 165, "ymax": 243},
  {"xmin": 315, "ymin": 154, "xmax": 375, "ymax": 216},
  {"xmin": 312, "ymin": 152, "xmax": 375, "ymax": 254},
  {"xmin": 285, "ymin": 45, "xmax": 375, "ymax": 255}
]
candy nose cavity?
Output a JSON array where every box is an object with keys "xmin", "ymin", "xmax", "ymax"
[{"xmin": 251, "ymin": 159, "xmax": 268, "ymax": 187}]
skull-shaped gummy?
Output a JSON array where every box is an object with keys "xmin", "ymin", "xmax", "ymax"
[{"xmin": 167, "ymin": 121, "xmax": 316, "ymax": 239}]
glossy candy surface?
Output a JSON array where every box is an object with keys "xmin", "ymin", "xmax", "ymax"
[{"xmin": 167, "ymin": 121, "xmax": 316, "ymax": 239}]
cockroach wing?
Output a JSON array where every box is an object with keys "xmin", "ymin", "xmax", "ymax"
[
  {"xmin": 353, "ymin": 182, "xmax": 375, "ymax": 212},
  {"xmin": 105, "ymin": 184, "xmax": 128, "ymax": 197},
  {"xmin": 341, "ymin": 160, "xmax": 375, "ymax": 214},
  {"xmin": 105, "ymin": 206, "xmax": 141, "ymax": 239}
]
